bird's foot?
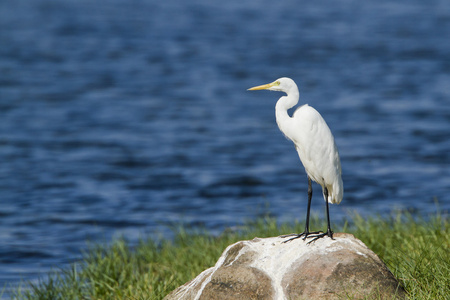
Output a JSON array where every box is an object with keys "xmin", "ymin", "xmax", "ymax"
[
  {"xmin": 280, "ymin": 231, "xmax": 323, "ymax": 243},
  {"xmin": 304, "ymin": 229, "xmax": 334, "ymax": 245}
]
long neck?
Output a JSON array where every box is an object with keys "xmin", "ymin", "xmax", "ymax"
[{"xmin": 275, "ymin": 89, "xmax": 299, "ymax": 138}]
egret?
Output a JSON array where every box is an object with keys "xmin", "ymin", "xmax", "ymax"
[{"xmin": 248, "ymin": 77, "xmax": 343, "ymax": 243}]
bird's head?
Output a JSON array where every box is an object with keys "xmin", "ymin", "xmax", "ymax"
[{"xmin": 248, "ymin": 77, "xmax": 297, "ymax": 94}]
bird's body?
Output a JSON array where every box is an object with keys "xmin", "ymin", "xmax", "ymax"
[
  {"xmin": 249, "ymin": 77, "xmax": 343, "ymax": 242},
  {"xmin": 280, "ymin": 104, "xmax": 343, "ymax": 204}
]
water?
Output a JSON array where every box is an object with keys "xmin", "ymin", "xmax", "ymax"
[{"xmin": 0, "ymin": 0, "xmax": 449, "ymax": 295}]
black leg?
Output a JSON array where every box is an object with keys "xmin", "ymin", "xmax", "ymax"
[
  {"xmin": 305, "ymin": 187, "xmax": 334, "ymax": 244},
  {"xmin": 324, "ymin": 188, "xmax": 333, "ymax": 238},
  {"xmin": 304, "ymin": 176, "xmax": 313, "ymax": 233},
  {"xmin": 281, "ymin": 176, "xmax": 322, "ymax": 243}
]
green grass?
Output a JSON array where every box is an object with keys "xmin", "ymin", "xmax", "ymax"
[{"xmin": 11, "ymin": 210, "xmax": 449, "ymax": 300}]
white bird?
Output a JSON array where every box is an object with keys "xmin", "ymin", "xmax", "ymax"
[{"xmin": 248, "ymin": 77, "xmax": 343, "ymax": 243}]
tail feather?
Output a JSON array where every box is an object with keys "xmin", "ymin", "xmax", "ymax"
[{"xmin": 324, "ymin": 176, "xmax": 343, "ymax": 204}]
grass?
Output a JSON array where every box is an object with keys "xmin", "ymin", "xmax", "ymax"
[{"xmin": 11, "ymin": 210, "xmax": 449, "ymax": 300}]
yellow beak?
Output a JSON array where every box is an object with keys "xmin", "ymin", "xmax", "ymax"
[{"xmin": 247, "ymin": 81, "xmax": 276, "ymax": 91}]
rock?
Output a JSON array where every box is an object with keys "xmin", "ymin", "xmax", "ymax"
[{"xmin": 164, "ymin": 233, "xmax": 406, "ymax": 300}]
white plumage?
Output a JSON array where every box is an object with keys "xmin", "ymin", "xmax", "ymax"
[
  {"xmin": 288, "ymin": 104, "xmax": 343, "ymax": 204},
  {"xmin": 249, "ymin": 77, "xmax": 343, "ymax": 242}
]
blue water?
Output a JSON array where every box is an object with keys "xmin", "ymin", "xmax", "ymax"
[{"xmin": 0, "ymin": 0, "xmax": 449, "ymax": 295}]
